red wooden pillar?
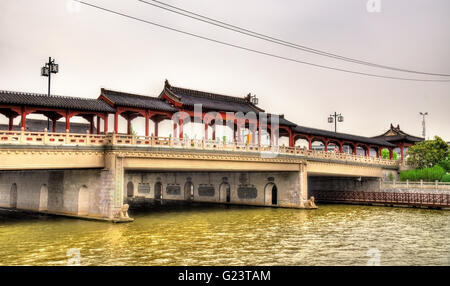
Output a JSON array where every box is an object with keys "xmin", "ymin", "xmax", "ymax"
[
  {"xmin": 8, "ymin": 116, "xmax": 13, "ymax": 131},
  {"xmin": 308, "ymin": 137, "xmax": 312, "ymax": 150},
  {"xmin": 104, "ymin": 115, "xmax": 109, "ymax": 134},
  {"xmin": 257, "ymin": 129, "xmax": 261, "ymax": 145},
  {"xmin": 212, "ymin": 125, "xmax": 216, "ymax": 141},
  {"xmin": 173, "ymin": 121, "xmax": 177, "ymax": 138},
  {"xmin": 145, "ymin": 113, "xmax": 150, "ymax": 137},
  {"xmin": 389, "ymin": 148, "xmax": 393, "ymax": 160},
  {"xmin": 376, "ymin": 148, "xmax": 381, "ymax": 158},
  {"xmin": 288, "ymin": 129, "xmax": 294, "ymax": 147},
  {"xmin": 154, "ymin": 120, "xmax": 159, "ymax": 137},
  {"xmin": 96, "ymin": 116, "xmax": 101, "ymax": 134},
  {"xmin": 21, "ymin": 107, "xmax": 27, "ymax": 130},
  {"xmin": 52, "ymin": 119, "xmax": 57, "ymax": 133},
  {"xmin": 89, "ymin": 117, "xmax": 94, "ymax": 134},
  {"xmin": 400, "ymin": 144, "xmax": 404, "ymax": 162},
  {"xmin": 352, "ymin": 144, "xmax": 357, "ymax": 155},
  {"xmin": 324, "ymin": 139, "xmax": 329, "ymax": 152},
  {"xmin": 269, "ymin": 129, "xmax": 274, "ymax": 146},
  {"xmin": 114, "ymin": 112, "xmax": 119, "ymax": 134},
  {"xmin": 204, "ymin": 123, "xmax": 209, "ymax": 140},
  {"xmin": 257, "ymin": 123, "xmax": 261, "ymax": 145},
  {"xmin": 237, "ymin": 124, "xmax": 242, "ymax": 144},
  {"xmin": 126, "ymin": 117, "xmax": 131, "ymax": 135},
  {"xmin": 65, "ymin": 111, "xmax": 72, "ymax": 132},
  {"xmin": 179, "ymin": 118, "xmax": 183, "ymax": 139}
]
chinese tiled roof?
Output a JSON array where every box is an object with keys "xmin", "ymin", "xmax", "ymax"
[
  {"xmin": 0, "ymin": 90, "xmax": 115, "ymax": 113},
  {"xmin": 372, "ymin": 124, "xmax": 424, "ymax": 143},
  {"xmin": 293, "ymin": 125, "xmax": 396, "ymax": 147},
  {"xmin": 100, "ymin": 88, "xmax": 177, "ymax": 112},
  {"xmin": 161, "ymin": 80, "xmax": 264, "ymax": 113},
  {"xmin": 258, "ymin": 114, "xmax": 297, "ymax": 127}
]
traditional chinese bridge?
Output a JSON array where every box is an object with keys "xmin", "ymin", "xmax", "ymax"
[{"xmin": 0, "ymin": 80, "xmax": 423, "ymax": 221}]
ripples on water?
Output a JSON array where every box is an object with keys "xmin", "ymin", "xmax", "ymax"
[{"xmin": 0, "ymin": 205, "xmax": 448, "ymax": 266}]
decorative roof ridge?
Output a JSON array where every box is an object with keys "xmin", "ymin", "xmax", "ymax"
[
  {"xmin": 294, "ymin": 124, "xmax": 396, "ymax": 146},
  {"xmin": 0, "ymin": 90, "xmax": 100, "ymax": 102},
  {"xmin": 371, "ymin": 123, "xmax": 424, "ymax": 140},
  {"xmin": 164, "ymin": 80, "xmax": 254, "ymax": 104},
  {"xmin": 101, "ymin": 88, "xmax": 164, "ymax": 101},
  {"xmin": 295, "ymin": 124, "xmax": 367, "ymax": 138}
]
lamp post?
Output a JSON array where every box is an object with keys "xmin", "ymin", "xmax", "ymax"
[
  {"xmin": 419, "ymin": 112, "xmax": 428, "ymax": 139},
  {"xmin": 41, "ymin": 57, "xmax": 59, "ymax": 130},
  {"xmin": 328, "ymin": 112, "xmax": 344, "ymax": 133}
]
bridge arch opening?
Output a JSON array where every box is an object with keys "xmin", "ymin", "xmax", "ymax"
[
  {"xmin": 393, "ymin": 147, "xmax": 402, "ymax": 159},
  {"xmin": 154, "ymin": 182, "xmax": 162, "ymax": 200},
  {"xmin": 10, "ymin": 183, "xmax": 17, "ymax": 209},
  {"xmin": 311, "ymin": 139, "xmax": 325, "ymax": 151},
  {"xmin": 154, "ymin": 119, "xmax": 173, "ymax": 137},
  {"xmin": 77, "ymin": 185, "xmax": 89, "ymax": 216},
  {"xmin": 342, "ymin": 144, "xmax": 354, "ymax": 154},
  {"xmin": 294, "ymin": 137, "xmax": 309, "ymax": 149},
  {"xmin": 127, "ymin": 181, "xmax": 134, "ymax": 198},
  {"xmin": 327, "ymin": 141, "xmax": 339, "ymax": 152},
  {"xmin": 39, "ymin": 184, "xmax": 48, "ymax": 211},
  {"xmin": 184, "ymin": 181, "xmax": 194, "ymax": 201},
  {"xmin": 219, "ymin": 182, "xmax": 231, "ymax": 203},
  {"xmin": 356, "ymin": 145, "xmax": 367, "ymax": 156},
  {"xmin": 369, "ymin": 147, "xmax": 379, "ymax": 157},
  {"xmin": 264, "ymin": 183, "xmax": 278, "ymax": 205}
]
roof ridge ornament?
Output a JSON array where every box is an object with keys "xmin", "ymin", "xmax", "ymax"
[
  {"xmin": 164, "ymin": 79, "xmax": 171, "ymax": 89},
  {"xmin": 246, "ymin": 93, "xmax": 259, "ymax": 105}
]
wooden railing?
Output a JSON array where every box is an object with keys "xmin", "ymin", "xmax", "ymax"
[
  {"xmin": 313, "ymin": 191, "xmax": 450, "ymax": 207},
  {"xmin": 0, "ymin": 130, "xmax": 398, "ymax": 167}
]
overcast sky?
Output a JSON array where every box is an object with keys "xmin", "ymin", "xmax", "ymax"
[{"xmin": 1, "ymin": 0, "xmax": 449, "ymax": 140}]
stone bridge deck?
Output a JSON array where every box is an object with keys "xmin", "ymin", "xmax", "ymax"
[{"xmin": 0, "ymin": 130, "xmax": 399, "ymax": 173}]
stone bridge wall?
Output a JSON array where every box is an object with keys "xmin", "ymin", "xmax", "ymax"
[
  {"xmin": 124, "ymin": 171, "xmax": 305, "ymax": 208},
  {"xmin": 308, "ymin": 176, "xmax": 381, "ymax": 194},
  {"xmin": 0, "ymin": 169, "xmax": 114, "ymax": 218}
]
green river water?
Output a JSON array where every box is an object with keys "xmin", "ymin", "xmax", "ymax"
[{"xmin": 0, "ymin": 204, "xmax": 449, "ymax": 266}]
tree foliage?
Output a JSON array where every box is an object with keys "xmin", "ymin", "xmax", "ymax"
[
  {"xmin": 441, "ymin": 173, "xmax": 450, "ymax": 182},
  {"xmin": 399, "ymin": 165, "xmax": 445, "ymax": 182},
  {"xmin": 438, "ymin": 155, "xmax": 450, "ymax": 172},
  {"xmin": 406, "ymin": 136, "xmax": 449, "ymax": 169},
  {"xmin": 381, "ymin": 148, "xmax": 398, "ymax": 160}
]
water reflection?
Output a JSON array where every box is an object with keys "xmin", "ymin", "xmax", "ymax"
[{"xmin": 0, "ymin": 205, "xmax": 448, "ymax": 266}]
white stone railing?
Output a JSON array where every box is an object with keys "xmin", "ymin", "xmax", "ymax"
[
  {"xmin": 0, "ymin": 130, "xmax": 398, "ymax": 167},
  {"xmin": 0, "ymin": 129, "xmax": 106, "ymax": 145},
  {"xmin": 382, "ymin": 180, "xmax": 450, "ymax": 190}
]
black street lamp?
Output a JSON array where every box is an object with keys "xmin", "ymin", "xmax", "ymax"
[
  {"xmin": 41, "ymin": 57, "xmax": 59, "ymax": 129},
  {"xmin": 328, "ymin": 112, "xmax": 344, "ymax": 133}
]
